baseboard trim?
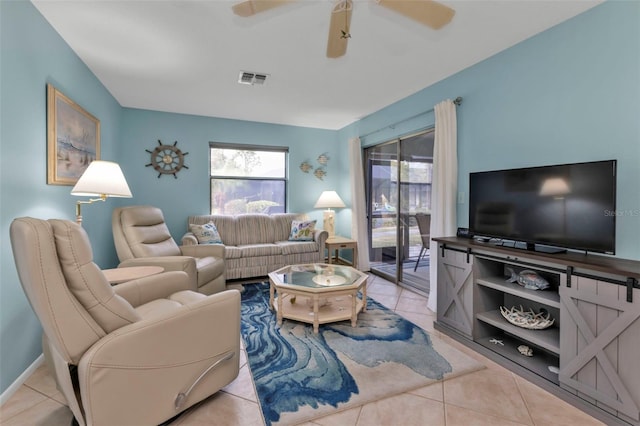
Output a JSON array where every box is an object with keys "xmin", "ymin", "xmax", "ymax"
[{"xmin": 0, "ymin": 354, "xmax": 44, "ymax": 405}]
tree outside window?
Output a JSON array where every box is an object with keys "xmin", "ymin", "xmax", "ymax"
[{"xmin": 210, "ymin": 144, "xmax": 288, "ymax": 215}]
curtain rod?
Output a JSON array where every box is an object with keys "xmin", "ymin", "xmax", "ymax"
[{"xmin": 360, "ymin": 96, "xmax": 462, "ymax": 141}]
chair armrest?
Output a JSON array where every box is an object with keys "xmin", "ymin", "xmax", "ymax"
[
  {"xmin": 180, "ymin": 244, "xmax": 225, "ymax": 258},
  {"xmin": 314, "ymin": 229, "xmax": 328, "ymax": 247},
  {"xmin": 118, "ymin": 257, "xmax": 197, "ymax": 291},
  {"xmin": 113, "ymin": 271, "xmax": 191, "ymax": 308},
  {"xmin": 181, "ymin": 232, "xmax": 198, "ymax": 246},
  {"xmin": 78, "ymin": 290, "xmax": 241, "ymax": 425}
]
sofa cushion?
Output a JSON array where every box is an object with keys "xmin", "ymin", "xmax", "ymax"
[
  {"xmin": 238, "ymin": 243, "xmax": 282, "ymax": 257},
  {"xmin": 189, "ymin": 222, "xmax": 222, "ymax": 244},
  {"xmin": 288, "ymin": 220, "xmax": 317, "ymax": 241},
  {"xmin": 275, "ymin": 240, "xmax": 320, "ymax": 255},
  {"xmin": 224, "ymin": 246, "xmax": 242, "ymax": 259},
  {"xmin": 234, "ymin": 214, "xmax": 277, "ymax": 245}
]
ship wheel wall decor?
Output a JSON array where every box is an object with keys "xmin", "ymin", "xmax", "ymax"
[{"xmin": 146, "ymin": 140, "xmax": 189, "ymax": 178}]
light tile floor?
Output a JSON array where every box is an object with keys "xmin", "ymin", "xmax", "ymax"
[{"xmin": 1, "ymin": 274, "xmax": 605, "ymax": 426}]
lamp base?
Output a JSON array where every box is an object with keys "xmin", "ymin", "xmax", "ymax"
[{"xmin": 323, "ymin": 210, "xmax": 335, "ymax": 237}]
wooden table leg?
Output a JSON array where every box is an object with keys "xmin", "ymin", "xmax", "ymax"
[
  {"xmin": 313, "ymin": 295, "xmax": 319, "ymax": 333},
  {"xmin": 277, "ymin": 292, "xmax": 283, "ymax": 326},
  {"xmin": 353, "ymin": 246, "xmax": 358, "ymax": 269},
  {"xmin": 362, "ymin": 281, "xmax": 367, "ymax": 312},
  {"xmin": 351, "ymin": 292, "xmax": 357, "ymax": 327},
  {"xmin": 269, "ymin": 281, "xmax": 275, "ymax": 310}
]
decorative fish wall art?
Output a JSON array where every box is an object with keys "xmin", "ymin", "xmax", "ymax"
[
  {"xmin": 314, "ymin": 167, "xmax": 327, "ymax": 181},
  {"xmin": 299, "ymin": 161, "xmax": 313, "ymax": 173},
  {"xmin": 317, "ymin": 153, "xmax": 329, "ymax": 166},
  {"xmin": 300, "ymin": 152, "xmax": 331, "ymax": 180}
]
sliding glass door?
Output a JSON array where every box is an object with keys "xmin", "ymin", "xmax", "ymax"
[
  {"xmin": 365, "ymin": 130, "xmax": 434, "ymax": 294},
  {"xmin": 367, "ymin": 141, "xmax": 399, "ymax": 281}
]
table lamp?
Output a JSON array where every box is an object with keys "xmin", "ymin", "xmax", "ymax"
[
  {"xmin": 314, "ymin": 190, "xmax": 345, "ymax": 237},
  {"xmin": 71, "ymin": 160, "xmax": 132, "ymax": 225}
]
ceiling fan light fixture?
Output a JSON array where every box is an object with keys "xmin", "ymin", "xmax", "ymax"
[
  {"xmin": 231, "ymin": 0, "xmax": 455, "ymax": 59},
  {"xmin": 327, "ymin": 0, "xmax": 353, "ymax": 58}
]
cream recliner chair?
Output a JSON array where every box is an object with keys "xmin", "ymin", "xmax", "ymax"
[
  {"xmin": 10, "ymin": 217, "xmax": 240, "ymax": 426},
  {"xmin": 112, "ymin": 205, "xmax": 226, "ymax": 295}
]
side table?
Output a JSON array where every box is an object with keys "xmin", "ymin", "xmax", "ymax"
[
  {"xmin": 325, "ymin": 236, "xmax": 358, "ymax": 269},
  {"xmin": 102, "ymin": 266, "xmax": 164, "ymax": 285}
]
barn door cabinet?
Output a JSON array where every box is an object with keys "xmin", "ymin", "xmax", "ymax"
[
  {"xmin": 433, "ymin": 237, "xmax": 640, "ymax": 426},
  {"xmin": 436, "ymin": 246, "xmax": 474, "ymax": 338},
  {"xmin": 560, "ymin": 273, "xmax": 640, "ymax": 423}
]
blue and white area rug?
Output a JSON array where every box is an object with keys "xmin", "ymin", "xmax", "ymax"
[{"xmin": 240, "ymin": 283, "xmax": 484, "ymax": 426}]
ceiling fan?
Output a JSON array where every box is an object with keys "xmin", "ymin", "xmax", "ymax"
[{"xmin": 232, "ymin": 0, "xmax": 455, "ymax": 58}]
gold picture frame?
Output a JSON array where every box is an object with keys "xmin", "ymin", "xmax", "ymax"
[{"xmin": 47, "ymin": 84, "xmax": 100, "ymax": 185}]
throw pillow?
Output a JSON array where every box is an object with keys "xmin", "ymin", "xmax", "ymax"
[
  {"xmin": 288, "ymin": 220, "xmax": 317, "ymax": 241},
  {"xmin": 189, "ymin": 222, "xmax": 223, "ymax": 244}
]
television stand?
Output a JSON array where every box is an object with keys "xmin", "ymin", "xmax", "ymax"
[{"xmin": 433, "ymin": 236, "xmax": 640, "ymax": 426}]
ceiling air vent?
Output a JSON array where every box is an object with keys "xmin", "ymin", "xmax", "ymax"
[{"xmin": 238, "ymin": 71, "xmax": 269, "ymax": 86}]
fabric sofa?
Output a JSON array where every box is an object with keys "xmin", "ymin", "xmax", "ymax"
[{"xmin": 182, "ymin": 213, "xmax": 328, "ymax": 280}]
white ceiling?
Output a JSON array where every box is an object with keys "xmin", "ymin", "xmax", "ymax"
[{"xmin": 32, "ymin": 0, "xmax": 602, "ymax": 130}]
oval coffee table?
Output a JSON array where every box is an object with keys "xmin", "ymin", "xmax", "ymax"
[{"xmin": 268, "ymin": 263, "xmax": 368, "ymax": 333}]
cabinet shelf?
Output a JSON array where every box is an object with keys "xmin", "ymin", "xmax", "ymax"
[
  {"xmin": 435, "ymin": 237, "xmax": 640, "ymax": 426},
  {"xmin": 476, "ymin": 335, "xmax": 559, "ymax": 385},
  {"xmin": 476, "ymin": 309, "xmax": 560, "ymax": 354},
  {"xmin": 476, "ymin": 277, "xmax": 560, "ymax": 308}
]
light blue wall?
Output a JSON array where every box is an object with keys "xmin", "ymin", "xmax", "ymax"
[
  {"xmin": 119, "ymin": 108, "xmax": 341, "ymax": 240},
  {"xmin": 341, "ymin": 0, "xmax": 640, "ymax": 260},
  {"xmin": 1, "ymin": 0, "xmax": 638, "ymax": 397},
  {"xmin": 0, "ymin": 0, "xmax": 123, "ymax": 393},
  {"xmin": 0, "ymin": 1, "xmax": 341, "ymax": 394}
]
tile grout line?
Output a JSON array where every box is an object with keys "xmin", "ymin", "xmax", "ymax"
[
  {"xmin": 1, "ymin": 391, "xmax": 61, "ymax": 423},
  {"xmin": 442, "ymin": 398, "xmax": 534, "ymax": 426},
  {"xmin": 513, "ymin": 374, "xmax": 537, "ymax": 426}
]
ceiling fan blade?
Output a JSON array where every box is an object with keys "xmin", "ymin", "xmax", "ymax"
[
  {"xmin": 232, "ymin": 0, "xmax": 296, "ymax": 17},
  {"xmin": 326, "ymin": 0, "xmax": 353, "ymax": 59},
  {"xmin": 377, "ymin": 0, "xmax": 454, "ymax": 30}
]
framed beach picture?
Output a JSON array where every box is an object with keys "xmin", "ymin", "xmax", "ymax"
[{"xmin": 47, "ymin": 84, "xmax": 100, "ymax": 185}]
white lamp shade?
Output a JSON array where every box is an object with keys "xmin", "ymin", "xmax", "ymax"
[
  {"xmin": 71, "ymin": 160, "xmax": 132, "ymax": 198},
  {"xmin": 314, "ymin": 191, "xmax": 346, "ymax": 209}
]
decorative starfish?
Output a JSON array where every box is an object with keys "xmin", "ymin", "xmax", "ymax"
[{"xmin": 489, "ymin": 338, "xmax": 504, "ymax": 346}]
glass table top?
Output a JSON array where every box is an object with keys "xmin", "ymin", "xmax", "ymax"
[{"xmin": 270, "ymin": 263, "xmax": 366, "ymax": 289}]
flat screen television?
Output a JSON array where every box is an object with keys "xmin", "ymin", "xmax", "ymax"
[{"xmin": 469, "ymin": 160, "xmax": 617, "ymax": 254}]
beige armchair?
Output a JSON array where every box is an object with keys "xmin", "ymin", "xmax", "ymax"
[
  {"xmin": 10, "ymin": 217, "xmax": 240, "ymax": 426},
  {"xmin": 112, "ymin": 205, "xmax": 225, "ymax": 295}
]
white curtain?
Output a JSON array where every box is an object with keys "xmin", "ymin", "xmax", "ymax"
[
  {"xmin": 427, "ymin": 100, "xmax": 458, "ymax": 313},
  {"xmin": 349, "ymin": 137, "xmax": 371, "ymax": 271}
]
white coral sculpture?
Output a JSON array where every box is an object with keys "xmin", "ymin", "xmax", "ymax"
[{"xmin": 499, "ymin": 305, "xmax": 555, "ymax": 330}]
